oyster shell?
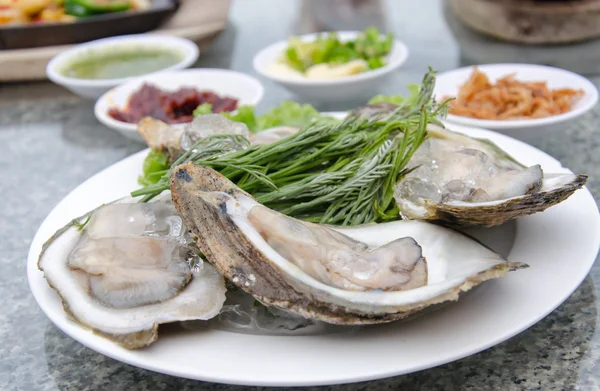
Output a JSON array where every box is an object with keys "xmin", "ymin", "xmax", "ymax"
[
  {"xmin": 394, "ymin": 125, "xmax": 587, "ymax": 227},
  {"xmin": 38, "ymin": 196, "xmax": 226, "ymax": 349},
  {"xmin": 170, "ymin": 164, "xmax": 526, "ymax": 325}
]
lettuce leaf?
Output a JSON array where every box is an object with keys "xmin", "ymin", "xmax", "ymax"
[
  {"xmin": 208, "ymin": 101, "xmax": 325, "ymax": 132},
  {"xmin": 368, "ymin": 84, "xmax": 420, "ymax": 106},
  {"xmin": 222, "ymin": 105, "xmax": 259, "ymax": 132},
  {"xmin": 282, "ymin": 27, "xmax": 393, "ymax": 72},
  {"xmin": 138, "ymin": 150, "xmax": 169, "ymax": 186},
  {"xmin": 256, "ymin": 101, "xmax": 322, "ymax": 129},
  {"xmin": 193, "ymin": 103, "xmax": 213, "ymax": 116}
]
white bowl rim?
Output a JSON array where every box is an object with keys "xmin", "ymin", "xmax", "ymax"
[
  {"xmin": 253, "ymin": 30, "xmax": 409, "ymax": 86},
  {"xmin": 94, "ymin": 68, "xmax": 265, "ymax": 135},
  {"xmin": 436, "ymin": 63, "xmax": 599, "ymax": 129},
  {"xmin": 46, "ymin": 34, "xmax": 200, "ymax": 88}
]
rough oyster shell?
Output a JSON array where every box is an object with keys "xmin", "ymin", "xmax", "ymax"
[
  {"xmin": 170, "ymin": 163, "xmax": 526, "ymax": 325},
  {"xmin": 394, "ymin": 125, "xmax": 587, "ymax": 227}
]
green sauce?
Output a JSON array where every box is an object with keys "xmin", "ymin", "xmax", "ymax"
[{"xmin": 61, "ymin": 47, "xmax": 184, "ymax": 80}]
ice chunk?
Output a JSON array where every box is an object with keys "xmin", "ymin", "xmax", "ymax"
[
  {"xmin": 442, "ymin": 180, "xmax": 473, "ymax": 202},
  {"xmin": 254, "ymin": 306, "xmax": 314, "ymax": 332},
  {"xmin": 86, "ymin": 203, "xmax": 155, "ymax": 239},
  {"xmin": 469, "ymin": 188, "xmax": 491, "ymax": 203},
  {"xmin": 434, "ymin": 148, "xmax": 491, "ymax": 185},
  {"xmin": 218, "ymin": 304, "xmax": 254, "ymax": 328},
  {"xmin": 395, "ymin": 177, "xmax": 442, "ymax": 205},
  {"xmin": 86, "ymin": 200, "xmax": 189, "ymax": 242},
  {"xmin": 397, "ymin": 137, "xmax": 544, "ymax": 205},
  {"xmin": 207, "ymin": 288, "xmax": 331, "ymax": 336},
  {"xmin": 474, "ymin": 165, "xmax": 543, "ymax": 200},
  {"xmin": 180, "ymin": 114, "xmax": 250, "ymax": 151}
]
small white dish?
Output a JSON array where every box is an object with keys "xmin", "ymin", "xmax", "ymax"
[
  {"xmin": 47, "ymin": 34, "xmax": 200, "ymax": 99},
  {"xmin": 27, "ymin": 117, "xmax": 599, "ymax": 386},
  {"xmin": 253, "ymin": 31, "xmax": 409, "ymax": 102},
  {"xmin": 94, "ymin": 68, "xmax": 264, "ymax": 142},
  {"xmin": 435, "ymin": 64, "xmax": 599, "ymax": 130}
]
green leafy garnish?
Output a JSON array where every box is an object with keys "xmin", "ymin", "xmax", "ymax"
[
  {"xmin": 281, "ymin": 27, "xmax": 393, "ymax": 73},
  {"xmin": 213, "ymin": 101, "xmax": 325, "ymax": 133},
  {"xmin": 133, "ymin": 69, "xmax": 447, "ymax": 226},
  {"xmin": 222, "ymin": 105, "xmax": 259, "ymax": 131},
  {"xmin": 367, "ymin": 56, "xmax": 386, "ymax": 70},
  {"xmin": 354, "ymin": 27, "xmax": 393, "ymax": 66},
  {"xmin": 256, "ymin": 101, "xmax": 322, "ymax": 129},
  {"xmin": 138, "ymin": 150, "xmax": 169, "ymax": 186},
  {"xmin": 193, "ymin": 103, "xmax": 213, "ymax": 116},
  {"xmin": 285, "ymin": 44, "xmax": 307, "ymax": 72},
  {"xmin": 369, "ymin": 84, "xmax": 420, "ymax": 106}
]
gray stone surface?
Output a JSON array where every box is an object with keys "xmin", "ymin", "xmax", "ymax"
[{"xmin": 0, "ymin": 1, "xmax": 599, "ymax": 390}]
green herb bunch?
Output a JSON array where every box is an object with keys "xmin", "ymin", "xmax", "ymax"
[{"xmin": 132, "ymin": 69, "xmax": 447, "ymax": 226}]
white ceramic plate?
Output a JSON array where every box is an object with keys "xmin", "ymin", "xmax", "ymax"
[
  {"xmin": 253, "ymin": 31, "xmax": 408, "ymax": 101},
  {"xmin": 27, "ymin": 120, "xmax": 599, "ymax": 386},
  {"xmin": 94, "ymin": 69, "xmax": 264, "ymax": 142},
  {"xmin": 47, "ymin": 34, "xmax": 200, "ymax": 99},
  {"xmin": 435, "ymin": 64, "xmax": 599, "ymax": 129}
]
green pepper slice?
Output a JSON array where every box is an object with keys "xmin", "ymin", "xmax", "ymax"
[
  {"xmin": 69, "ymin": 0, "xmax": 131, "ymax": 15},
  {"xmin": 65, "ymin": 0, "xmax": 97, "ymax": 17}
]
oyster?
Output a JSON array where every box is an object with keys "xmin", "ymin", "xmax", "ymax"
[
  {"xmin": 137, "ymin": 115, "xmax": 250, "ymax": 164},
  {"xmin": 170, "ymin": 164, "xmax": 526, "ymax": 325},
  {"xmin": 137, "ymin": 116, "xmax": 299, "ymax": 164},
  {"xmin": 394, "ymin": 125, "xmax": 587, "ymax": 226},
  {"xmin": 38, "ymin": 196, "xmax": 226, "ymax": 349}
]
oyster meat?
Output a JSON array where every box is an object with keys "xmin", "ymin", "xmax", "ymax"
[
  {"xmin": 394, "ymin": 125, "xmax": 587, "ymax": 226},
  {"xmin": 170, "ymin": 164, "xmax": 526, "ymax": 325},
  {"xmin": 38, "ymin": 195, "xmax": 226, "ymax": 349}
]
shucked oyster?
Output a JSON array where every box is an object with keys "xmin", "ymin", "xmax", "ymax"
[
  {"xmin": 170, "ymin": 164, "xmax": 525, "ymax": 325},
  {"xmin": 394, "ymin": 125, "xmax": 587, "ymax": 226},
  {"xmin": 38, "ymin": 196, "xmax": 226, "ymax": 349},
  {"xmin": 137, "ymin": 115, "xmax": 301, "ymax": 164},
  {"xmin": 137, "ymin": 115, "xmax": 250, "ymax": 164}
]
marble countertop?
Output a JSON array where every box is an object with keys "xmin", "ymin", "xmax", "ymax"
[{"xmin": 1, "ymin": 1, "xmax": 599, "ymax": 390}]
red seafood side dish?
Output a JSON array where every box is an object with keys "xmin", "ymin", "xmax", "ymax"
[{"xmin": 109, "ymin": 83, "xmax": 239, "ymax": 124}]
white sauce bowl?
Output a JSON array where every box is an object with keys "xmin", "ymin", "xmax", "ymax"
[
  {"xmin": 47, "ymin": 34, "xmax": 200, "ymax": 99},
  {"xmin": 253, "ymin": 31, "xmax": 409, "ymax": 102}
]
